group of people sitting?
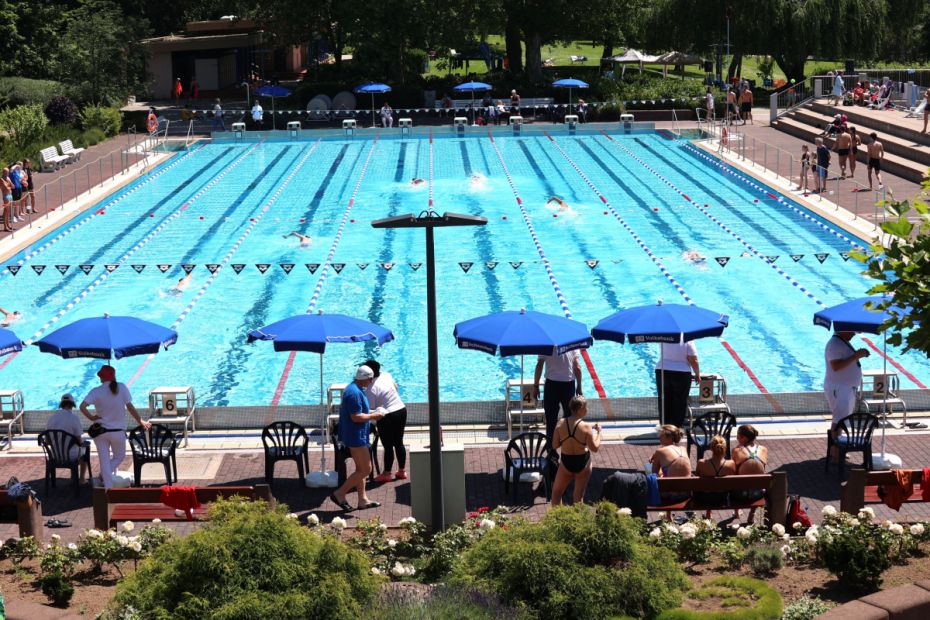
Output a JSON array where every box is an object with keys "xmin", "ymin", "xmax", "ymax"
[{"xmin": 848, "ymin": 79, "xmax": 894, "ymax": 108}]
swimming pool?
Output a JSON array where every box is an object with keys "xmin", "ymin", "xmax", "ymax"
[{"xmin": 3, "ymin": 126, "xmax": 929, "ymax": 409}]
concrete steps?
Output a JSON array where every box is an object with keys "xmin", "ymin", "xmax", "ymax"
[{"xmin": 810, "ymin": 101, "xmax": 930, "ymax": 147}]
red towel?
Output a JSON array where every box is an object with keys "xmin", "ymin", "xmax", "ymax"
[
  {"xmin": 923, "ymin": 468, "xmax": 930, "ymax": 502},
  {"xmin": 160, "ymin": 485, "xmax": 201, "ymax": 521},
  {"xmin": 882, "ymin": 469, "xmax": 914, "ymax": 511}
]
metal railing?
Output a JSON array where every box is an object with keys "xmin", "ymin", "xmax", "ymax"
[
  {"xmin": 184, "ymin": 120, "xmax": 195, "ymax": 150},
  {"xmin": 769, "ymin": 75, "xmax": 819, "ymax": 123},
  {"xmin": 671, "ymin": 108, "xmax": 681, "ymax": 137}
]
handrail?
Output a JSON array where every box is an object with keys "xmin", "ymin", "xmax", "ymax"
[
  {"xmin": 184, "ymin": 120, "xmax": 194, "ymax": 150},
  {"xmin": 671, "ymin": 108, "xmax": 681, "ymax": 137}
]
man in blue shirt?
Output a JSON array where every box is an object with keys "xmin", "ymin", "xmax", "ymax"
[{"xmin": 330, "ymin": 365, "xmax": 384, "ymax": 512}]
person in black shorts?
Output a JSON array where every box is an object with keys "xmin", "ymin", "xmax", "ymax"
[{"xmin": 867, "ymin": 132, "xmax": 884, "ymax": 190}]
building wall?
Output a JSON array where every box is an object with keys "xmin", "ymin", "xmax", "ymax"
[{"xmin": 149, "ymin": 51, "xmax": 173, "ymax": 99}]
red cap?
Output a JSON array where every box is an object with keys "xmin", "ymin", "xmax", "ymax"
[{"xmin": 97, "ymin": 365, "xmax": 116, "ymax": 382}]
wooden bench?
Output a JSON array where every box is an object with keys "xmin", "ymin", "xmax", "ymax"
[
  {"xmin": 648, "ymin": 472, "xmax": 788, "ymax": 527},
  {"xmin": 0, "ymin": 489, "xmax": 43, "ymax": 542},
  {"xmin": 93, "ymin": 484, "xmax": 275, "ymax": 530},
  {"xmin": 841, "ymin": 468, "xmax": 927, "ymax": 515}
]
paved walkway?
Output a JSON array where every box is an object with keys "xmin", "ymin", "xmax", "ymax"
[{"xmin": 3, "ymin": 430, "xmax": 930, "ymax": 544}]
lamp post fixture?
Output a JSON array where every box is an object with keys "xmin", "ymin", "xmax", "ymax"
[{"xmin": 372, "ymin": 210, "xmax": 488, "ymax": 531}]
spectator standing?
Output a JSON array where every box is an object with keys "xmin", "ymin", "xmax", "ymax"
[
  {"xmin": 9, "ymin": 163, "xmax": 24, "ymax": 221},
  {"xmin": 655, "ymin": 341, "xmax": 699, "ymax": 429},
  {"xmin": 173, "ymin": 77, "xmax": 183, "ymax": 107},
  {"xmin": 190, "ymin": 77, "xmax": 199, "ymax": 102},
  {"xmin": 46, "ymin": 393, "xmax": 90, "ymax": 483},
  {"xmin": 798, "ymin": 144, "xmax": 811, "ymax": 193},
  {"xmin": 922, "ymin": 88, "xmax": 930, "ymax": 133},
  {"xmin": 212, "ymin": 98, "xmax": 225, "ymax": 132},
  {"xmin": 739, "ymin": 84, "xmax": 753, "ymax": 124},
  {"xmin": 510, "ymin": 89, "xmax": 521, "ymax": 115},
  {"xmin": 22, "ymin": 159, "xmax": 36, "ymax": 214},
  {"xmin": 550, "ymin": 396, "xmax": 601, "ymax": 506},
  {"xmin": 848, "ymin": 126, "xmax": 861, "ymax": 179},
  {"xmin": 534, "ymin": 349, "xmax": 583, "ymax": 445},
  {"xmin": 814, "ymin": 137, "xmax": 830, "ymax": 193},
  {"xmin": 867, "ymin": 133, "xmax": 884, "ymax": 190},
  {"xmin": 364, "ymin": 360, "xmax": 409, "ymax": 483},
  {"xmin": 705, "ymin": 87, "xmax": 715, "ymax": 121},
  {"xmin": 834, "ymin": 127, "xmax": 852, "ymax": 179},
  {"xmin": 1, "ymin": 168, "xmax": 13, "ymax": 232},
  {"xmin": 577, "ymin": 99, "xmax": 588, "ymax": 123},
  {"xmin": 251, "ymin": 101, "xmax": 264, "ymax": 129}
]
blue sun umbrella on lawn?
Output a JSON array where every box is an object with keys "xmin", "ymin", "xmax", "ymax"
[
  {"xmin": 552, "ymin": 78, "xmax": 589, "ymax": 106},
  {"xmin": 355, "ymin": 82, "xmax": 392, "ymax": 128},
  {"xmin": 255, "ymin": 84, "xmax": 292, "ymax": 129}
]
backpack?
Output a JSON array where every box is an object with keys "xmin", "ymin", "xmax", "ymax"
[{"xmin": 786, "ymin": 494, "xmax": 812, "ymax": 534}]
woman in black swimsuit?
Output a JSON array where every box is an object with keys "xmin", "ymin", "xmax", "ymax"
[
  {"xmin": 694, "ymin": 435, "xmax": 736, "ymax": 517},
  {"xmin": 551, "ymin": 395, "xmax": 601, "ymax": 506},
  {"xmin": 650, "ymin": 424, "xmax": 693, "ymax": 505},
  {"xmin": 731, "ymin": 424, "xmax": 768, "ymax": 523}
]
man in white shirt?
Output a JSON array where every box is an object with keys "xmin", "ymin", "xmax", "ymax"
[
  {"xmin": 824, "ymin": 331, "xmax": 869, "ymax": 429},
  {"xmin": 534, "ymin": 349, "xmax": 583, "ymax": 444},
  {"xmin": 45, "ymin": 393, "xmax": 90, "ymax": 482},
  {"xmin": 656, "ymin": 341, "xmax": 700, "ymax": 428},
  {"xmin": 251, "ymin": 101, "xmax": 264, "ymax": 129}
]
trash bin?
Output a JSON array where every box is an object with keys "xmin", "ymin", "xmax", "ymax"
[{"xmin": 409, "ymin": 443, "xmax": 466, "ymax": 530}]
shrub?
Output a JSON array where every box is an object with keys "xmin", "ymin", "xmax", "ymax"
[
  {"xmin": 658, "ymin": 577, "xmax": 783, "ymax": 620},
  {"xmin": 81, "ymin": 128, "xmax": 107, "ymax": 147},
  {"xmin": 38, "ymin": 571, "xmax": 74, "ymax": 607},
  {"xmin": 781, "ymin": 596, "xmax": 832, "ymax": 620},
  {"xmin": 80, "ymin": 105, "xmax": 122, "ymax": 137},
  {"xmin": 110, "ymin": 499, "xmax": 379, "ymax": 619},
  {"xmin": 44, "ymin": 96, "xmax": 78, "ymax": 125},
  {"xmin": 0, "ymin": 104, "xmax": 49, "ymax": 149},
  {"xmin": 0, "ymin": 77, "xmax": 64, "ymax": 107},
  {"xmin": 744, "ymin": 547, "xmax": 784, "ymax": 577},
  {"xmin": 814, "ymin": 514, "xmax": 893, "ymax": 592},
  {"xmin": 649, "ymin": 518, "xmax": 720, "ymax": 565},
  {"xmin": 452, "ymin": 503, "xmax": 687, "ymax": 619},
  {"xmin": 0, "ymin": 536, "xmax": 39, "ymax": 562}
]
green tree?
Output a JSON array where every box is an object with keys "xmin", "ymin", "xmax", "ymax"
[{"xmin": 856, "ymin": 183, "xmax": 930, "ymax": 355}]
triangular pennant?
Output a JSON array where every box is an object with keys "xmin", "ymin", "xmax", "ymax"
[
  {"xmin": 181, "ymin": 263, "xmax": 196, "ymax": 274},
  {"xmin": 131, "ymin": 264, "xmax": 146, "ymax": 273},
  {"xmin": 380, "ymin": 262, "xmax": 395, "ymax": 271},
  {"xmin": 79, "ymin": 264, "xmax": 93, "ymax": 274},
  {"xmin": 305, "ymin": 263, "xmax": 320, "ymax": 274},
  {"xmin": 6, "ymin": 265, "xmax": 20, "ymax": 276},
  {"xmin": 206, "ymin": 263, "xmax": 221, "ymax": 273},
  {"xmin": 790, "ymin": 254, "xmax": 804, "ymax": 262},
  {"xmin": 510, "ymin": 261, "xmax": 523, "ymax": 269},
  {"xmin": 485, "ymin": 261, "xmax": 498, "ymax": 270},
  {"xmin": 55, "ymin": 264, "xmax": 70, "ymax": 275},
  {"xmin": 840, "ymin": 252, "xmax": 851, "ymax": 261},
  {"xmin": 459, "ymin": 262, "xmax": 473, "ymax": 273},
  {"xmin": 104, "ymin": 264, "xmax": 119, "ymax": 273},
  {"xmin": 255, "ymin": 263, "xmax": 270, "ymax": 274},
  {"xmin": 765, "ymin": 256, "xmax": 779, "ymax": 264},
  {"xmin": 409, "ymin": 262, "xmax": 422, "ymax": 271},
  {"xmin": 815, "ymin": 252, "xmax": 829, "ymax": 264},
  {"xmin": 332, "ymin": 263, "xmax": 345, "ymax": 273},
  {"xmin": 231, "ymin": 263, "xmax": 246, "ymax": 274},
  {"xmin": 584, "ymin": 259, "xmax": 599, "ymax": 269},
  {"xmin": 31, "ymin": 264, "xmax": 46, "ymax": 275},
  {"xmin": 715, "ymin": 257, "xmax": 730, "ymax": 267},
  {"xmin": 279, "ymin": 263, "xmax": 294, "ymax": 274},
  {"xmin": 357, "ymin": 263, "xmax": 369, "ymax": 270},
  {"xmin": 157, "ymin": 264, "xmax": 171, "ymax": 273}
]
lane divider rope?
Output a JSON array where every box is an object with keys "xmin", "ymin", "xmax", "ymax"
[
  {"xmin": 486, "ymin": 131, "xmax": 607, "ymax": 400},
  {"xmin": 544, "ymin": 131, "xmax": 772, "ymax": 398},
  {"xmin": 602, "ymin": 132, "xmax": 926, "ymax": 389},
  {"xmin": 1, "ymin": 144, "xmax": 207, "ymax": 281},
  {"xmin": 271, "ymin": 135, "xmax": 381, "ymax": 406},
  {"xmin": 127, "ymin": 140, "xmax": 321, "ymax": 388}
]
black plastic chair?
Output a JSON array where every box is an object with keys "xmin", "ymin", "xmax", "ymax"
[
  {"xmin": 37, "ymin": 430, "xmax": 91, "ymax": 495},
  {"xmin": 687, "ymin": 411, "xmax": 737, "ymax": 460},
  {"xmin": 503, "ymin": 431, "xmax": 552, "ymax": 502},
  {"xmin": 261, "ymin": 421, "xmax": 310, "ymax": 486},
  {"xmin": 128, "ymin": 424, "xmax": 178, "ymax": 486},
  {"xmin": 331, "ymin": 421, "xmax": 380, "ymax": 485},
  {"xmin": 826, "ymin": 412, "xmax": 879, "ymax": 477}
]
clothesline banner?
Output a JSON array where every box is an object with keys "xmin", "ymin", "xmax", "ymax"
[{"xmin": 3, "ymin": 251, "xmax": 853, "ymax": 276}]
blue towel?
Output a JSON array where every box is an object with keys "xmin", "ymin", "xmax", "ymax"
[{"xmin": 646, "ymin": 473, "xmax": 661, "ymax": 506}]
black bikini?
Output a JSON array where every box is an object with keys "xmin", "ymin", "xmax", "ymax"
[
  {"xmin": 732, "ymin": 445, "xmax": 767, "ymax": 503},
  {"xmin": 560, "ymin": 419, "xmax": 591, "ymax": 474},
  {"xmin": 694, "ymin": 459, "xmax": 730, "ymax": 506}
]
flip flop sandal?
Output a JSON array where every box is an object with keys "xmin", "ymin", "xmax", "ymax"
[
  {"xmin": 45, "ymin": 519, "xmax": 71, "ymax": 528},
  {"xmin": 329, "ymin": 493, "xmax": 354, "ymax": 513},
  {"xmin": 360, "ymin": 501, "xmax": 381, "ymax": 509}
]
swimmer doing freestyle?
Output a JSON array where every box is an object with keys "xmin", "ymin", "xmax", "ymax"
[
  {"xmin": 283, "ymin": 232, "xmax": 312, "ymax": 247},
  {"xmin": 410, "ymin": 178, "xmax": 425, "ymax": 186},
  {"xmin": 0, "ymin": 306, "xmax": 21, "ymax": 327},
  {"xmin": 546, "ymin": 196, "xmax": 569, "ymax": 211},
  {"xmin": 171, "ymin": 272, "xmax": 192, "ymax": 293}
]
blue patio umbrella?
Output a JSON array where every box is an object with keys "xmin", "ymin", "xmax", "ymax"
[
  {"xmin": 814, "ymin": 296, "xmax": 917, "ymax": 456},
  {"xmin": 255, "ymin": 84, "xmax": 293, "ymax": 129},
  {"xmin": 0, "ymin": 327, "xmax": 23, "ymax": 357},
  {"xmin": 247, "ymin": 310, "xmax": 394, "ymax": 403},
  {"xmin": 454, "ymin": 308, "xmax": 592, "ymax": 424},
  {"xmin": 355, "ymin": 82, "xmax": 392, "ymax": 128},
  {"xmin": 453, "ymin": 81, "xmax": 493, "ymax": 120},
  {"xmin": 552, "ymin": 78, "xmax": 589, "ymax": 106},
  {"xmin": 592, "ymin": 301, "xmax": 729, "ymax": 424},
  {"xmin": 33, "ymin": 314, "xmax": 178, "ymax": 360}
]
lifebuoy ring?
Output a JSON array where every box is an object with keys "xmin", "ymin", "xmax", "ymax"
[
  {"xmin": 147, "ymin": 113, "xmax": 157, "ymax": 133},
  {"xmin": 721, "ymin": 126, "xmax": 729, "ymax": 147}
]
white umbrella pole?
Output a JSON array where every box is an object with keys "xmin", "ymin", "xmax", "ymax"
[
  {"xmin": 881, "ymin": 336, "xmax": 887, "ymax": 454},
  {"xmin": 520, "ymin": 354, "xmax": 525, "ymax": 433},
  {"xmin": 319, "ymin": 353, "xmax": 324, "ymax": 405},
  {"xmin": 372, "ymin": 93, "xmax": 376, "ymax": 129},
  {"xmin": 320, "ymin": 353, "xmax": 327, "ymax": 471},
  {"xmin": 659, "ymin": 344, "xmax": 666, "ymax": 427}
]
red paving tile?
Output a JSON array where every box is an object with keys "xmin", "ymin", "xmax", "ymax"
[{"xmin": 3, "ymin": 433, "xmax": 930, "ymax": 544}]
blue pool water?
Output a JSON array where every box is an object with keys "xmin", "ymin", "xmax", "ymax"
[{"xmin": 3, "ymin": 128, "xmax": 928, "ymax": 408}]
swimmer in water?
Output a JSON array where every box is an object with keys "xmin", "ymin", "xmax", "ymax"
[
  {"xmin": 283, "ymin": 232, "xmax": 312, "ymax": 247},
  {"xmin": 410, "ymin": 178, "xmax": 426, "ymax": 186},
  {"xmin": 171, "ymin": 273, "xmax": 193, "ymax": 293},
  {"xmin": 683, "ymin": 250, "xmax": 706, "ymax": 263},
  {"xmin": 546, "ymin": 196, "xmax": 570, "ymax": 211},
  {"xmin": 469, "ymin": 173, "xmax": 488, "ymax": 189},
  {"xmin": 0, "ymin": 306, "xmax": 21, "ymax": 327}
]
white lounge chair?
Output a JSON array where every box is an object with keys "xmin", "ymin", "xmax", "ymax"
[
  {"xmin": 58, "ymin": 139, "xmax": 85, "ymax": 162},
  {"xmin": 905, "ymin": 99, "xmax": 927, "ymax": 119},
  {"xmin": 39, "ymin": 146, "xmax": 69, "ymax": 172},
  {"xmin": 570, "ymin": 55, "xmax": 588, "ymax": 63}
]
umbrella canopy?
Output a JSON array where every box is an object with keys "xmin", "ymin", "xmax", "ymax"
[
  {"xmin": 354, "ymin": 82, "xmax": 392, "ymax": 94},
  {"xmin": 592, "ymin": 302, "xmax": 729, "ymax": 344},
  {"xmin": 453, "ymin": 309, "xmax": 592, "ymax": 357},
  {"xmin": 453, "ymin": 81, "xmax": 492, "ymax": 92},
  {"xmin": 813, "ymin": 296, "xmax": 910, "ymax": 334},
  {"xmin": 255, "ymin": 84, "xmax": 292, "ymax": 98},
  {"xmin": 0, "ymin": 327, "xmax": 22, "ymax": 357},
  {"xmin": 552, "ymin": 78, "xmax": 589, "ymax": 89},
  {"xmin": 34, "ymin": 315, "xmax": 178, "ymax": 360},
  {"xmin": 247, "ymin": 311, "xmax": 394, "ymax": 353}
]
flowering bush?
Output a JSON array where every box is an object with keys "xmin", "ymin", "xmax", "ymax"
[
  {"xmin": 814, "ymin": 510, "xmax": 910, "ymax": 591},
  {"xmin": 648, "ymin": 517, "xmax": 720, "ymax": 564}
]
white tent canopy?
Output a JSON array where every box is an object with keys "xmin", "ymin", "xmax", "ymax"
[{"xmin": 609, "ymin": 49, "xmax": 660, "ymax": 64}]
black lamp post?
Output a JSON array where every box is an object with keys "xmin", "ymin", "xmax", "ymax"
[{"xmin": 372, "ymin": 210, "xmax": 488, "ymax": 531}]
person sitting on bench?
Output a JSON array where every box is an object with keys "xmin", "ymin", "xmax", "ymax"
[
  {"xmin": 650, "ymin": 424, "xmax": 693, "ymax": 503},
  {"xmin": 731, "ymin": 424, "xmax": 768, "ymax": 523},
  {"xmin": 694, "ymin": 435, "xmax": 736, "ymax": 518}
]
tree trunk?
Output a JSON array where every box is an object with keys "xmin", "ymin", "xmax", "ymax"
[
  {"xmin": 601, "ymin": 40, "xmax": 614, "ymax": 60},
  {"xmin": 727, "ymin": 53, "xmax": 742, "ymax": 83},
  {"xmin": 505, "ymin": 17, "xmax": 522, "ymax": 74},
  {"xmin": 524, "ymin": 31, "xmax": 542, "ymax": 81},
  {"xmin": 772, "ymin": 52, "xmax": 807, "ymax": 83}
]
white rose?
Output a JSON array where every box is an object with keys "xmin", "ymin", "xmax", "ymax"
[
  {"xmin": 286, "ymin": 513, "xmax": 298, "ymax": 519},
  {"xmin": 51, "ymin": 534, "xmax": 61, "ymax": 542},
  {"xmin": 806, "ymin": 532, "xmax": 818, "ymax": 543},
  {"xmin": 618, "ymin": 507, "xmax": 633, "ymax": 516},
  {"xmin": 151, "ymin": 518, "xmax": 162, "ymax": 525},
  {"xmin": 398, "ymin": 517, "xmax": 417, "ymax": 526},
  {"xmin": 881, "ymin": 520, "xmax": 893, "ymax": 529},
  {"xmin": 822, "ymin": 505, "xmax": 837, "ymax": 516},
  {"xmin": 85, "ymin": 529, "xmax": 103, "ymax": 539},
  {"xmin": 649, "ymin": 528, "xmax": 662, "ymax": 541},
  {"xmin": 858, "ymin": 507, "xmax": 875, "ymax": 521},
  {"xmin": 910, "ymin": 524, "xmax": 925, "ymax": 536},
  {"xmin": 371, "ymin": 567, "xmax": 382, "ymax": 575},
  {"xmin": 387, "ymin": 539, "xmax": 397, "ymax": 548},
  {"xmin": 771, "ymin": 524, "xmax": 785, "ymax": 537},
  {"xmin": 121, "ymin": 521, "xmax": 135, "ymax": 533},
  {"xmin": 116, "ymin": 535, "xmax": 129, "ymax": 546},
  {"xmin": 783, "ymin": 534, "xmax": 791, "ymax": 541},
  {"xmin": 404, "ymin": 564, "xmax": 416, "ymax": 576},
  {"xmin": 889, "ymin": 523, "xmax": 904, "ymax": 535},
  {"xmin": 849, "ymin": 518, "xmax": 860, "ymax": 527},
  {"xmin": 780, "ymin": 544, "xmax": 791, "ymax": 556},
  {"xmin": 331, "ymin": 516, "xmax": 347, "ymax": 530},
  {"xmin": 680, "ymin": 526, "xmax": 696, "ymax": 540},
  {"xmin": 664, "ymin": 523, "xmax": 679, "ymax": 534},
  {"xmin": 792, "ymin": 522, "xmax": 802, "ymax": 531},
  {"xmin": 737, "ymin": 527, "xmax": 751, "ymax": 540},
  {"xmin": 308, "ymin": 514, "xmax": 320, "ymax": 526},
  {"xmin": 379, "ymin": 523, "xmax": 388, "ymax": 531},
  {"xmin": 479, "ymin": 519, "xmax": 496, "ymax": 531},
  {"xmin": 130, "ymin": 542, "xmax": 142, "ymax": 553},
  {"xmin": 702, "ymin": 519, "xmax": 715, "ymax": 529},
  {"xmin": 391, "ymin": 562, "xmax": 406, "ymax": 577}
]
